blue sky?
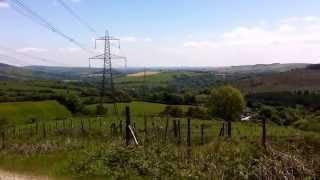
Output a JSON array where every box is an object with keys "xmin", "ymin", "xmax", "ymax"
[{"xmin": 1, "ymin": 0, "xmax": 320, "ymax": 67}]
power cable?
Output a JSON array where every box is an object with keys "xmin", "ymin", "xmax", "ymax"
[
  {"xmin": 10, "ymin": 0, "xmax": 93, "ymax": 53},
  {"xmin": 56, "ymin": 0, "xmax": 98, "ymax": 36}
]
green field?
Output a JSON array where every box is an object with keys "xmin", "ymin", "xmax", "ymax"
[
  {"xmin": 85, "ymin": 101, "xmax": 191, "ymax": 116},
  {"xmin": 0, "ymin": 115, "xmax": 318, "ymax": 179},
  {"xmin": 0, "ymin": 100, "xmax": 71, "ymax": 125},
  {"xmin": 115, "ymin": 71, "xmax": 201, "ymax": 86}
]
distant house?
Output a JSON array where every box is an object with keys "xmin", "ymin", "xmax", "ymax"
[{"xmin": 241, "ymin": 116, "xmax": 251, "ymax": 121}]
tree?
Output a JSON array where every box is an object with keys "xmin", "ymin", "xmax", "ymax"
[
  {"xmin": 96, "ymin": 104, "xmax": 108, "ymax": 116},
  {"xmin": 161, "ymin": 106, "xmax": 184, "ymax": 118},
  {"xmin": 208, "ymin": 86, "xmax": 245, "ymax": 137},
  {"xmin": 185, "ymin": 106, "xmax": 208, "ymax": 119},
  {"xmin": 55, "ymin": 93, "xmax": 83, "ymax": 114}
]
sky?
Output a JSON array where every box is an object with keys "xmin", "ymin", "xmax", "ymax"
[{"xmin": 0, "ymin": 0, "xmax": 320, "ymax": 67}]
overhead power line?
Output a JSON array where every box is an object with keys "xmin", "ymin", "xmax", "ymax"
[
  {"xmin": 0, "ymin": 44, "xmax": 67, "ymax": 66},
  {"xmin": 0, "ymin": 53, "xmax": 31, "ymax": 66},
  {"xmin": 56, "ymin": 0, "xmax": 98, "ymax": 36},
  {"xmin": 10, "ymin": 0, "xmax": 93, "ymax": 53}
]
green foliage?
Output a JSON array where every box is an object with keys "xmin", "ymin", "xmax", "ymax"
[
  {"xmin": 55, "ymin": 93, "xmax": 83, "ymax": 114},
  {"xmin": 66, "ymin": 144, "xmax": 178, "ymax": 179},
  {"xmin": 256, "ymin": 105, "xmax": 302, "ymax": 126},
  {"xmin": 208, "ymin": 86, "xmax": 245, "ymax": 121},
  {"xmin": 0, "ymin": 117, "xmax": 8, "ymax": 130},
  {"xmin": 258, "ymin": 106, "xmax": 274, "ymax": 119},
  {"xmin": 96, "ymin": 104, "xmax": 108, "ymax": 116},
  {"xmin": 161, "ymin": 106, "xmax": 184, "ymax": 118},
  {"xmin": 0, "ymin": 100, "xmax": 71, "ymax": 125},
  {"xmin": 185, "ymin": 106, "xmax": 209, "ymax": 119},
  {"xmin": 293, "ymin": 114, "xmax": 320, "ymax": 132}
]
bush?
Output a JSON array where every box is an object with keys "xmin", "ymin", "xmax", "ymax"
[
  {"xmin": 55, "ymin": 93, "xmax": 83, "ymax": 114},
  {"xmin": 185, "ymin": 106, "xmax": 209, "ymax": 119},
  {"xmin": 0, "ymin": 117, "xmax": 8, "ymax": 129},
  {"xmin": 96, "ymin": 104, "xmax": 108, "ymax": 116},
  {"xmin": 161, "ymin": 106, "xmax": 184, "ymax": 118}
]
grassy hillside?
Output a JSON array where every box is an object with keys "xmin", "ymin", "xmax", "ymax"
[
  {"xmin": 0, "ymin": 100, "xmax": 71, "ymax": 125},
  {"xmin": 85, "ymin": 101, "xmax": 191, "ymax": 116},
  {"xmin": 115, "ymin": 71, "xmax": 201, "ymax": 86},
  {"xmin": 235, "ymin": 69, "xmax": 320, "ymax": 93},
  {"xmin": 0, "ymin": 63, "xmax": 66, "ymax": 80}
]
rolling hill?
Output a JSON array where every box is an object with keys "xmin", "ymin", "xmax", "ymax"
[{"xmin": 235, "ymin": 67, "xmax": 320, "ymax": 93}]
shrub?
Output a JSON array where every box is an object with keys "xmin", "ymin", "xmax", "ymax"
[
  {"xmin": 161, "ymin": 106, "xmax": 184, "ymax": 118},
  {"xmin": 55, "ymin": 93, "xmax": 83, "ymax": 114},
  {"xmin": 185, "ymin": 106, "xmax": 209, "ymax": 119},
  {"xmin": 96, "ymin": 104, "xmax": 108, "ymax": 116}
]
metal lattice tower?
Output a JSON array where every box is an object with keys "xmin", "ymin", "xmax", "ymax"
[{"xmin": 89, "ymin": 30, "xmax": 127, "ymax": 118}]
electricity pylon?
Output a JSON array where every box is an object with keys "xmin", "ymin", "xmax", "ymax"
[{"xmin": 89, "ymin": 30, "xmax": 126, "ymax": 118}]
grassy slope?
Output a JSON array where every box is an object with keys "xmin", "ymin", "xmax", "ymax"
[
  {"xmin": 0, "ymin": 100, "xmax": 71, "ymax": 125},
  {"xmin": 115, "ymin": 71, "xmax": 200, "ymax": 86},
  {"xmin": 235, "ymin": 69, "xmax": 320, "ymax": 93},
  {"xmin": 0, "ymin": 117, "xmax": 318, "ymax": 179},
  {"xmin": 85, "ymin": 101, "xmax": 191, "ymax": 116}
]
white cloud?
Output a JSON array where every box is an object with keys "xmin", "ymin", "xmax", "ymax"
[
  {"xmin": 281, "ymin": 16, "xmax": 320, "ymax": 24},
  {"xmin": 143, "ymin": 37, "xmax": 153, "ymax": 43},
  {"xmin": 17, "ymin": 47, "xmax": 48, "ymax": 53},
  {"xmin": 164, "ymin": 16, "xmax": 320, "ymax": 66},
  {"xmin": 121, "ymin": 37, "xmax": 138, "ymax": 43},
  {"xmin": 183, "ymin": 41, "xmax": 217, "ymax": 48},
  {"xmin": 58, "ymin": 47, "xmax": 82, "ymax": 53},
  {"xmin": 186, "ymin": 16, "xmax": 320, "ymax": 48},
  {"xmin": 0, "ymin": 1, "xmax": 9, "ymax": 8},
  {"xmin": 120, "ymin": 36, "xmax": 153, "ymax": 43}
]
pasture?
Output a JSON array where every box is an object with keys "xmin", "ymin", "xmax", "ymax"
[
  {"xmin": 115, "ymin": 71, "xmax": 201, "ymax": 86},
  {"xmin": 0, "ymin": 100, "xmax": 71, "ymax": 125},
  {"xmin": 0, "ymin": 112, "xmax": 318, "ymax": 179},
  {"xmin": 84, "ymin": 101, "xmax": 191, "ymax": 116}
]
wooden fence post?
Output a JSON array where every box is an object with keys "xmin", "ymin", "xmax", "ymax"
[
  {"xmin": 173, "ymin": 119, "xmax": 177, "ymax": 138},
  {"xmin": 89, "ymin": 119, "xmax": 92, "ymax": 130},
  {"xmin": 144, "ymin": 115, "xmax": 147, "ymax": 134},
  {"xmin": 164, "ymin": 116, "xmax": 169, "ymax": 143},
  {"xmin": 12, "ymin": 126, "xmax": 16, "ymax": 137},
  {"xmin": 36, "ymin": 121, "xmax": 39, "ymax": 135},
  {"xmin": 201, "ymin": 124, "xmax": 204, "ymax": 145},
  {"xmin": 99, "ymin": 117, "xmax": 102, "ymax": 129},
  {"xmin": 227, "ymin": 121, "xmax": 232, "ymax": 137},
  {"xmin": 125, "ymin": 106, "xmax": 131, "ymax": 146},
  {"xmin": 81, "ymin": 119, "xmax": 84, "ymax": 134},
  {"xmin": 262, "ymin": 119, "xmax": 267, "ymax": 149},
  {"xmin": 70, "ymin": 119, "xmax": 73, "ymax": 129},
  {"xmin": 42, "ymin": 123, "xmax": 46, "ymax": 138},
  {"xmin": 187, "ymin": 118, "xmax": 191, "ymax": 147},
  {"xmin": 63, "ymin": 119, "xmax": 66, "ymax": 129},
  {"xmin": 219, "ymin": 122, "xmax": 225, "ymax": 137},
  {"xmin": 177, "ymin": 119, "xmax": 181, "ymax": 144},
  {"xmin": 1, "ymin": 131, "xmax": 5, "ymax": 149},
  {"xmin": 119, "ymin": 120, "xmax": 123, "ymax": 136}
]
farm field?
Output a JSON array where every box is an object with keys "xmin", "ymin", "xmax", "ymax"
[
  {"xmin": 115, "ymin": 71, "xmax": 202, "ymax": 86},
  {"xmin": 85, "ymin": 101, "xmax": 191, "ymax": 116},
  {"xmin": 0, "ymin": 100, "xmax": 71, "ymax": 125}
]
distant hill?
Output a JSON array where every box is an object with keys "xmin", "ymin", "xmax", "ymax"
[
  {"xmin": 26, "ymin": 65, "xmax": 124, "ymax": 80},
  {"xmin": 0, "ymin": 63, "xmax": 53, "ymax": 80},
  {"xmin": 235, "ymin": 67, "xmax": 320, "ymax": 93},
  {"xmin": 0, "ymin": 62, "xmax": 314, "ymax": 81},
  {"xmin": 210, "ymin": 63, "xmax": 309, "ymax": 74}
]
